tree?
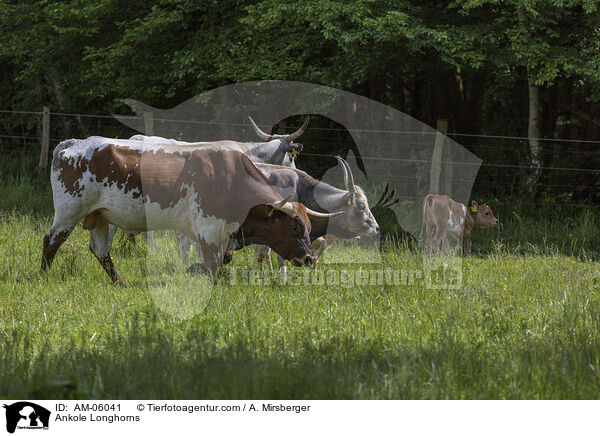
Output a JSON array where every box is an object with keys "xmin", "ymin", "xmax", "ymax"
[{"xmin": 445, "ymin": 0, "xmax": 600, "ymax": 194}]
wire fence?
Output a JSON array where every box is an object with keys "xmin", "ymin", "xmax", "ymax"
[{"xmin": 1, "ymin": 108, "xmax": 599, "ymax": 209}]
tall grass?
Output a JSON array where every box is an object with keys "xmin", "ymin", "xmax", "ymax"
[{"xmin": 1, "ymin": 155, "xmax": 599, "ymax": 399}]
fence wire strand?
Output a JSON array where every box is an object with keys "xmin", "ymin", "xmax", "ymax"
[{"xmin": 2, "ymin": 109, "xmax": 600, "ymax": 209}]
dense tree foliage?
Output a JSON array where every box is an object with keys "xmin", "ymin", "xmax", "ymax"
[{"xmin": 1, "ymin": 0, "xmax": 599, "ymax": 202}]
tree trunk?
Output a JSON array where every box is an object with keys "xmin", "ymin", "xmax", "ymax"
[
  {"xmin": 517, "ymin": 8, "xmax": 542, "ymax": 195},
  {"xmin": 46, "ymin": 67, "xmax": 89, "ymax": 137},
  {"xmin": 524, "ymin": 72, "xmax": 542, "ymax": 195}
]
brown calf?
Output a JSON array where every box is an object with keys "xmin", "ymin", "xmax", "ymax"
[{"xmin": 422, "ymin": 194, "xmax": 498, "ymax": 254}]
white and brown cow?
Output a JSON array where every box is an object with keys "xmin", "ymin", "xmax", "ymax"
[
  {"xmin": 41, "ymin": 137, "xmax": 340, "ymax": 284},
  {"xmin": 422, "ymin": 194, "xmax": 498, "ymax": 254},
  {"xmin": 120, "ymin": 116, "xmax": 307, "ymax": 251}
]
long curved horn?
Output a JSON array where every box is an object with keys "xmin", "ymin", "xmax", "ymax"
[
  {"xmin": 305, "ymin": 207, "xmax": 345, "ymax": 219},
  {"xmin": 341, "ymin": 157, "xmax": 356, "ymax": 194},
  {"xmin": 335, "ymin": 156, "xmax": 350, "ymax": 191},
  {"xmin": 272, "ymin": 194, "xmax": 293, "ymax": 209},
  {"xmin": 284, "ymin": 115, "xmax": 309, "ymax": 142},
  {"xmin": 248, "ymin": 116, "xmax": 273, "ymax": 141},
  {"xmin": 335, "ymin": 156, "xmax": 356, "ymax": 194},
  {"xmin": 270, "ymin": 194, "xmax": 295, "ymax": 215}
]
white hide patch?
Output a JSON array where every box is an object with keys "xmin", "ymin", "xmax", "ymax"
[
  {"xmin": 142, "ymin": 184, "xmax": 240, "ymax": 248},
  {"xmin": 446, "ymin": 205, "xmax": 465, "ymax": 237},
  {"xmin": 129, "ymin": 135, "xmax": 288, "ymax": 163}
]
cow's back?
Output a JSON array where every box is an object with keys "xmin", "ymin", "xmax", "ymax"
[
  {"xmin": 50, "ymin": 137, "xmax": 281, "ymax": 232},
  {"xmin": 182, "ymin": 148, "xmax": 281, "ymax": 224},
  {"xmin": 423, "ymin": 194, "xmax": 466, "ymax": 235}
]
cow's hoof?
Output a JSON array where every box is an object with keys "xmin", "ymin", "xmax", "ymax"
[
  {"xmin": 187, "ymin": 263, "xmax": 209, "ymax": 275},
  {"xmin": 113, "ymin": 275, "xmax": 127, "ymax": 286}
]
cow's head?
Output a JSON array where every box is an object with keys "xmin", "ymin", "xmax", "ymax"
[
  {"xmin": 325, "ymin": 156, "xmax": 380, "ymax": 237},
  {"xmin": 248, "ymin": 116, "xmax": 308, "ymax": 157},
  {"xmin": 236, "ymin": 195, "xmax": 343, "ymax": 266},
  {"xmin": 471, "ymin": 201, "xmax": 498, "ymax": 228}
]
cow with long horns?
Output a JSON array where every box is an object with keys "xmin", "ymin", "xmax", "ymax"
[
  {"xmin": 130, "ymin": 115, "xmax": 308, "ymax": 167},
  {"xmin": 250, "ymin": 156, "xmax": 380, "ymax": 278},
  {"xmin": 41, "ymin": 137, "xmax": 342, "ymax": 284}
]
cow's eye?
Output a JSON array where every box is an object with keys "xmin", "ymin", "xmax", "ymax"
[
  {"xmin": 292, "ymin": 220, "xmax": 303, "ymax": 235},
  {"xmin": 357, "ymin": 203, "xmax": 365, "ymax": 210},
  {"xmin": 485, "ymin": 212, "xmax": 490, "ymax": 216}
]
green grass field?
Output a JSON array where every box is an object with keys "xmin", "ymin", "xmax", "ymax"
[{"xmin": 1, "ymin": 159, "xmax": 600, "ymax": 399}]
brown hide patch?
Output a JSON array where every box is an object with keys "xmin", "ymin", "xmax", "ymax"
[
  {"xmin": 164, "ymin": 149, "xmax": 282, "ymax": 224},
  {"xmin": 88, "ymin": 145, "xmax": 143, "ymax": 199},
  {"xmin": 57, "ymin": 145, "xmax": 144, "ymax": 199},
  {"xmin": 139, "ymin": 149, "xmax": 187, "ymax": 209},
  {"xmin": 423, "ymin": 194, "xmax": 463, "ymax": 233},
  {"xmin": 58, "ymin": 156, "xmax": 86, "ymax": 197}
]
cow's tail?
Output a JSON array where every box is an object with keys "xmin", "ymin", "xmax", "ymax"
[
  {"xmin": 421, "ymin": 194, "xmax": 434, "ymax": 238},
  {"xmin": 50, "ymin": 139, "xmax": 77, "ymax": 172}
]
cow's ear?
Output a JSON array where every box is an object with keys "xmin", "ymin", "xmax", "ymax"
[
  {"xmin": 266, "ymin": 206, "xmax": 276, "ymax": 218},
  {"xmin": 345, "ymin": 192, "xmax": 354, "ymax": 206},
  {"xmin": 471, "ymin": 201, "xmax": 478, "ymax": 213},
  {"xmin": 288, "ymin": 143, "xmax": 302, "ymax": 156}
]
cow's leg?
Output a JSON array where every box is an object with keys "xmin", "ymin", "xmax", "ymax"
[
  {"xmin": 429, "ymin": 225, "xmax": 437, "ymax": 253},
  {"xmin": 425, "ymin": 225, "xmax": 435, "ymax": 253},
  {"xmin": 432, "ymin": 224, "xmax": 443, "ymax": 254},
  {"xmin": 193, "ymin": 241, "xmax": 205, "ymax": 265},
  {"xmin": 311, "ymin": 237, "xmax": 328, "ymax": 274},
  {"xmin": 188, "ymin": 239, "xmax": 222, "ymax": 278},
  {"xmin": 266, "ymin": 248, "xmax": 273, "ymax": 274},
  {"xmin": 89, "ymin": 218, "xmax": 125, "ymax": 285},
  {"xmin": 254, "ymin": 246, "xmax": 273, "ymax": 274},
  {"xmin": 108, "ymin": 225, "xmax": 117, "ymax": 250},
  {"xmin": 144, "ymin": 231, "xmax": 156, "ymax": 252},
  {"xmin": 277, "ymin": 255, "xmax": 288, "ymax": 282},
  {"xmin": 463, "ymin": 230, "xmax": 471, "ymax": 255},
  {"xmin": 125, "ymin": 231, "xmax": 137, "ymax": 245},
  {"xmin": 223, "ymin": 250, "xmax": 234, "ymax": 265},
  {"xmin": 423, "ymin": 223, "xmax": 430, "ymax": 252},
  {"xmin": 439, "ymin": 229, "xmax": 449, "ymax": 253},
  {"xmin": 179, "ymin": 233, "xmax": 193, "ymax": 264},
  {"xmin": 41, "ymin": 223, "xmax": 76, "ymax": 272}
]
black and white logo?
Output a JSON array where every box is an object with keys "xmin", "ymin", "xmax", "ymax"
[{"xmin": 3, "ymin": 402, "xmax": 50, "ymax": 433}]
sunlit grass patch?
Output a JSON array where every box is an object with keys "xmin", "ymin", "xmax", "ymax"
[{"xmin": 1, "ymin": 176, "xmax": 600, "ymax": 399}]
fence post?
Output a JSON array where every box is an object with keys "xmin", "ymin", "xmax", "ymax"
[
  {"xmin": 39, "ymin": 106, "xmax": 50, "ymax": 173},
  {"xmin": 143, "ymin": 111, "xmax": 154, "ymax": 136},
  {"xmin": 429, "ymin": 119, "xmax": 447, "ymax": 194},
  {"xmin": 443, "ymin": 129, "xmax": 453, "ymax": 197}
]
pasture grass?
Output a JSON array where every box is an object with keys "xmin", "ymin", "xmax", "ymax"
[{"xmin": 1, "ymin": 171, "xmax": 600, "ymax": 399}]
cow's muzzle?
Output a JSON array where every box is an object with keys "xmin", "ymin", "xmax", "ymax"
[{"xmin": 291, "ymin": 255, "xmax": 313, "ymax": 267}]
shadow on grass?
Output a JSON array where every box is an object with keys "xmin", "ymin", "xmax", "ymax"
[{"xmin": 1, "ymin": 314, "xmax": 599, "ymax": 400}]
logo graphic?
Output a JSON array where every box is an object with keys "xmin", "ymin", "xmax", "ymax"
[
  {"xmin": 110, "ymin": 80, "xmax": 481, "ymax": 318},
  {"xmin": 3, "ymin": 402, "xmax": 50, "ymax": 433}
]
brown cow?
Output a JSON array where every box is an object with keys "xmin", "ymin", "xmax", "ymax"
[
  {"xmin": 422, "ymin": 194, "xmax": 498, "ymax": 254},
  {"xmin": 41, "ymin": 137, "xmax": 342, "ymax": 284}
]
